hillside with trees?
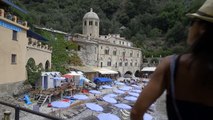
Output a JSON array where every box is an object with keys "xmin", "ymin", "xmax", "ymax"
[{"xmin": 14, "ymin": 0, "xmax": 205, "ymax": 57}]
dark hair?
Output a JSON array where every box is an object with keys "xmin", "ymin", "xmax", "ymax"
[
  {"xmin": 189, "ymin": 20, "xmax": 213, "ymax": 56},
  {"xmin": 189, "ymin": 20, "xmax": 213, "ymax": 86}
]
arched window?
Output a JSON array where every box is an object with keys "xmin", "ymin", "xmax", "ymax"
[
  {"xmin": 89, "ymin": 21, "xmax": 93, "ymax": 25},
  {"xmin": 107, "ymin": 58, "xmax": 111, "ymax": 66},
  {"xmin": 105, "ymin": 47, "xmax": 109, "ymax": 55}
]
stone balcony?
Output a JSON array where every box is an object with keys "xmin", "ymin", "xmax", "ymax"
[
  {"xmin": 0, "ymin": 8, "xmax": 29, "ymax": 30},
  {"xmin": 27, "ymin": 38, "xmax": 52, "ymax": 52}
]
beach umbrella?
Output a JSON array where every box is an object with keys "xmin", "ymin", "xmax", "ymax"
[
  {"xmin": 128, "ymin": 92, "xmax": 139, "ymax": 97},
  {"xmin": 53, "ymin": 77, "xmax": 65, "ymax": 80},
  {"xmin": 119, "ymin": 86, "xmax": 132, "ymax": 91},
  {"xmin": 102, "ymin": 96, "xmax": 117, "ymax": 104},
  {"xmin": 114, "ymin": 103, "xmax": 132, "ymax": 110},
  {"xmin": 104, "ymin": 93, "xmax": 117, "ymax": 98},
  {"xmin": 97, "ymin": 113, "xmax": 120, "ymax": 120},
  {"xmin": 113, "ymin": 90, "xmax": 125, "ymax": 94},
  {"xmin": 114, "ymin": 81, "xmax": 125, "ymax": 85},
  {"xmin": 124, "ymin": 96, "xmax": 137, "ymax": 102},
  {"xmin": 144, "ymin": 113, "xmax": 153, "ymax": 120},
  {"xmin": 135, "ymin": 86, "xmax": 142, "ymax": 90},
  {"xmin": 73, "ymin": 94, "xmax": 89, "ymax": 100},
  {"xmin": 51, "ymin": 101, "xmax": 70, "ymax": 108},
  {"xmin": 131, "ymin": 89, "xmax": 141, "ymax": 93},
  {"xmin": 101, "ymin": 85, "xmax": 112, "ymax": 89},
  {"xmin": 89, "ymin": 90, "xmax": 101, "ymax": 94},
  {"xmin": 86, "ymin": 103, "xmax": 103, "ymax": 112},
  {"xmin": 131, "ymin": 85, "xmax": 138, "ymax": 87},
  {"xmin": 62, "ymin": 74, "xmax": 72, "ymax": 79}
]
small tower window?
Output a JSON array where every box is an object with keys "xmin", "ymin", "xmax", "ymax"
[
  {"xmin": 95, "ymin": 22, "xmax": 98, "ymax": 26},
  {"xmin": 84, "ymin": 21, "xmax": 87, "ymax": 26},
  {"xmin": 89, "ymin": 21, "xmax": 93, "ymax": 25}
]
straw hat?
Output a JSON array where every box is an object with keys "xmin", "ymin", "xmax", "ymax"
[{"xmin": 186, "ymin": 0, "xmax": 213, "ymax": 23}]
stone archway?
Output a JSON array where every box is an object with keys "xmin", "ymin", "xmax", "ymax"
[
  {"xmin": 45, "ymin": 60, "xmax": 50, "ymax": 71},
  {"xmin": 134, "ymin": 70, "xmax": 140, "ymax": 77},
  {"xmin": 38, "ymin": 63, "xmax": 44, "ymax": 71},
  {"xmin": 26, "ymin": 58, "xmax": 36, "ymax": 69},
  {"xmin": 26, "ymin": 58, "xmax": 40, "ymax": 88},
  {"xmin": 117, "ymin": 71, "xmax": 121, "ymax": 77}
]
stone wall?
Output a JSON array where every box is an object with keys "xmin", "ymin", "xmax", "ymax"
[{"xmin": 0, "ymin": 81, "xmax": 31, "ymax": 96}]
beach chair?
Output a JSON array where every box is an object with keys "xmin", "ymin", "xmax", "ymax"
[{"xmin": 119, "ymin": 109, "xmax": 130, "ymax": 120}]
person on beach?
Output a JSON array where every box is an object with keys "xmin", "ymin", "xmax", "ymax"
[{"xmin": 131, "ymin": 0, "xmax": 213, "ymax": 120}]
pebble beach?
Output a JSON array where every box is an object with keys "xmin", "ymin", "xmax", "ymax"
[{"xmin": 1, "ymin": 79, "xmax": 168, "ymax": 120}]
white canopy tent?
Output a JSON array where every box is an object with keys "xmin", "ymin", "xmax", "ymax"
[
  {"xmin": 95, "ymin": 68, "xmax": 118, "ymax": 74},
  {"xmin": 141, "ymin": 67, "xmax": 156, "ymax": 72}
]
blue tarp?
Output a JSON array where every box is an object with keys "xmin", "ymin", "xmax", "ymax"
[
  {"xmin": 27, "ymin": 30, "xmax": 48, "ymax": 42},
  {"xmin": 2, "ymin": 0, "xmax": 28, "ymax": 14},
  {"xmin": 94, "ymin": 77, "xmax": 112, "ymax": 83}
]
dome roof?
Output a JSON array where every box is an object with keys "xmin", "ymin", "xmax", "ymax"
[{"xmin": 83, "ymin": 8, "xmax": 99, "ymax": 20}]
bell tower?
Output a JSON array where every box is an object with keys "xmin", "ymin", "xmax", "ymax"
[{"xmin": 83, "ymin": 8, "xmax": 99, "ymax": 38}]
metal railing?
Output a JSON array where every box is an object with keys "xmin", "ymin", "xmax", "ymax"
[{"xmin": 0, "ymin": 101, "xmax": 62, "ymax": 120}]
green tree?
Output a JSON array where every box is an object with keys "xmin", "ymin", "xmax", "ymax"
[{"xmin": 26, "ymin": 58, "xmax": 41, "ymax": 88}]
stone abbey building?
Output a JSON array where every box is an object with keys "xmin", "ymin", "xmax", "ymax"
[{"xmin": 72, "ymin": 9, "xmax": 142, "ymax": 75}]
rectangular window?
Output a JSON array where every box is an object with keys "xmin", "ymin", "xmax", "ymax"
[
  {"xmin": 95, "ymin": 22, "xmax": 98, "ymax": 26},
  {"xmin": 84, "ymin": 21, "xmax": 87, "ymax": 26},
  {"xmin": 115, "ymin": 62, "xmax": 117, "ymax": 68},
  {"xmin": 12, "ymin": 30, "xmax": 17, "ymax": 40},
  {"xmin": 125, "ymin": 62, "xmax": 128, "ymax": 66},
  {"xmin": 101, "ymin": 62, "xmax": 103, "ymax": 67},
  {"xmin": 105, "ymin": 50, "xmax": 109, "ymax": 55},
  {"xmin": 113, "ymin": 51, "xmax": 117, "ymax": 55},
  {"xmin": 107, "ymin": 61, "xmax": 111, "ymax": 66},
  {"xmin": 123, "ymin": 52, "xmax": 125, "ymax": 56},
  {"xmin": 119, "ymin": 62, "xmax": 122, "ymax": 66},
  {"xmin": 11, "ymin": 54, "xmax": 17, "ymax": 64}
]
